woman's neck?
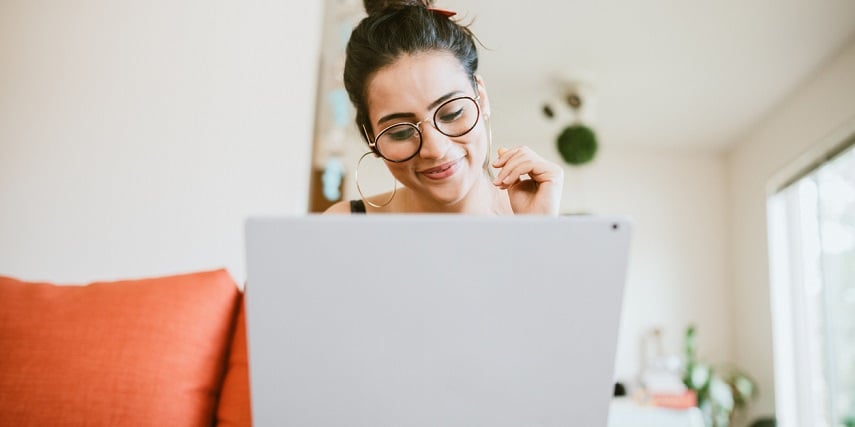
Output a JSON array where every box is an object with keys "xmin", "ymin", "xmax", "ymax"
[{"xmin": 397, "ymin": 175, "xmax": 512, "ymax": 214}]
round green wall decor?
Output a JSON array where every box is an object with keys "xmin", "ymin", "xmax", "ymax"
[{"xmin": 556, "ymin": 124, "xmax": 598, "ymax": 165}]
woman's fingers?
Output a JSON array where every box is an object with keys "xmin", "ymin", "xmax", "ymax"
[
  {"xmin": 491, "ymin": 145, "xmax": 564, "ymax": 215},
  {"xmin": 492, "ymin": 146, "xmax": 525, "ymax": 186},
  {"xmin": 492, "ymin": 146, "xmax": 561, "ymax": 188},
  {"xmin": 494, "ymin": 160, "xmax": 535, "ymax": 188}
]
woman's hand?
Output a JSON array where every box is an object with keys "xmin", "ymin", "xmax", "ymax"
[{"xmin": 492, "ymin": 146, "xmax": 564, "ymax": 215}]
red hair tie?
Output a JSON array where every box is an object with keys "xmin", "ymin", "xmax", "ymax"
[{"xmin": 428, "ymin": 7, "xmax": 457, "ymax": 18}]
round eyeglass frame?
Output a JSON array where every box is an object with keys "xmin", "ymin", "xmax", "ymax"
[{"xmin": 362, "ymin": 95, "xmax": 481, "ymax": 163}]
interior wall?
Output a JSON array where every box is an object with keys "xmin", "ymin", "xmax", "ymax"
[
  {"xmin": 569, "ymin": 145, "xmax": 733, "ymax": 385},
  {"xmin": 0, "ymin": 0, "xmax": 322, "ymax": 283},
  {"xmin": 727, "ymin": 38, "xmax": 855, "ymax": 422}
]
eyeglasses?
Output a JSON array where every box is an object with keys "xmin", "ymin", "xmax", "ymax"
[{"xmin": 363, "ymin": 95, "xmax": 481, "ymax": 163}]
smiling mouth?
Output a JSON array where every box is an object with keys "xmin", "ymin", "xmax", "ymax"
[{"xmin": 419, "ymin": 157, "xmax": 464, "ymax": 180}]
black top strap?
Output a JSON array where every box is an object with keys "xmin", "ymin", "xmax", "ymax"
[{"xmin": 350, "ymin": 199, "xmax": 366, "ymax": 214}]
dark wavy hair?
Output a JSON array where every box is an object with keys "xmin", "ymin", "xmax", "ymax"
[{"xmin": 344, "ymin": 0, "xmax": 480, "ymax": 143}]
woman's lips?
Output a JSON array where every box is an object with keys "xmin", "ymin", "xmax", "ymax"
[{"xmin": 419, "ymin": 158, "xmax": 463, "ymax": 180}]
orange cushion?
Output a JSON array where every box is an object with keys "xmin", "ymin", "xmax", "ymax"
[
  {"xmin": 0, "ymin": 269, "xmax": 240, "ymax": 427},
  {"xmin": 216, "ymin": 293, "xmax": 253, "ymax": 427}
]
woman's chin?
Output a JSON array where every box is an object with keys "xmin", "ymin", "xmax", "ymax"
[{"xmin": 423, "ymin": 175, "xmax": 480, "ymax": 206}]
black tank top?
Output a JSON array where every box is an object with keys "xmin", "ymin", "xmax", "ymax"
[{"xmin": 349, "ymin": 199, "xmax": 366, "ymax": 214}]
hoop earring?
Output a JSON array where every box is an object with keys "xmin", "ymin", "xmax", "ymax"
[
  {"xmin": 355, "ymin": 152, "xmax": 397, "ymax": 208},
  {"xmin": 483, "ymin": 114, "xmax": 496, "ymax": 180}
]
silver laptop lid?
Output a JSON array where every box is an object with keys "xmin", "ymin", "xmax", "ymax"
[{"xmin": 245, "ymin": 215, "xmax": 631, "ymax": 427}]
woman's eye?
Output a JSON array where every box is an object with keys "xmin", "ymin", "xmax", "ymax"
[
  {"xmin": 387, "ymin": 128, "xmax": 415, "ymax": 141},
  {"xmin": 438, "ymin": 108, "xmax": 464, "ymax": 123}
]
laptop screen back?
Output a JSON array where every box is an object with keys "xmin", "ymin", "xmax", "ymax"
[{"xmin": 245, "ymin": 215, "xmax": 631, "ymax": 427}]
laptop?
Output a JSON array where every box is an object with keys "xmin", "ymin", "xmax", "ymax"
[{"xmin": 244, "ymin": 215, "xmax": 631, "ymax": 427}]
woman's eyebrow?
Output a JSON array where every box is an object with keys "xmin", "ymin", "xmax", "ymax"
[
  {"xmin": 427, "ymin": 91, "xmax": 461, "ymax": 110},
  {"xmin": 376, "ymin": 91, "xmax": 463, "ymax": 126}
]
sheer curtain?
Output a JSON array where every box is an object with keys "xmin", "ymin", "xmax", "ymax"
[{"xmin": 768, "ymin": 142, "xmax": 855, "ymax": 427}]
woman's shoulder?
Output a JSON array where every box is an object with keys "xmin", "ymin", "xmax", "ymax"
[
  {"xmin": 323, "ymin": 200, "xmax": 357, "ymax": 214},
  {"xmin": 323, "ymin": 190, "xmax": 402, "ymax": 214}
]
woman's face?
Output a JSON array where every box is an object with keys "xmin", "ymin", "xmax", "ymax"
[{"xmin": 365, "ymin": 51, "xmax": 490, "ymax": 207}]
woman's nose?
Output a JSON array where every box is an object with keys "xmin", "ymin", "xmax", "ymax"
[{"xmin": 418, "ymin": 124, "xmax": 451, "ymax": 159}]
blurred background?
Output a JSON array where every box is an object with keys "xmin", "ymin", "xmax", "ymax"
[{"xmin": 2, "ymin": 1, "xmax": 854, "ymax": 426}]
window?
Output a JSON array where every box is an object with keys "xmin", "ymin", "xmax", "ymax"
[{"xmin": 768, "ymin": 140, "xmax": 855, "ymax": 427}]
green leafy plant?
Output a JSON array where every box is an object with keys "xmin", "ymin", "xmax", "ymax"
[
  {"xmin": 556, "ymin": 124, "xmax": 597, "ymax": 165},
  {"xmin": 684, "ymin": 325, "xmax": 758, "ymax": 427}
]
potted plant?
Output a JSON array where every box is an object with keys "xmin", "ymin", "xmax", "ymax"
[{"xmin": 684, "ymin": 325, "xmax": 758, "ymax": 427}]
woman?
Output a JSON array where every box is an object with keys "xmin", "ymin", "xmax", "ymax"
[{"xmin": 325, "ymin": 0, "xmax": 563, "ymax": 215}]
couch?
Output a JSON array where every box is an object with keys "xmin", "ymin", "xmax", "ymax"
[{"xmin": 0, "ymin": 269, "xmax": 252, "ymax": 426}]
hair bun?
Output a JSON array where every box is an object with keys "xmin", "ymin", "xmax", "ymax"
[{"xmin": 363, "ymin": 0, "xmax": 435, "ymax": 16}]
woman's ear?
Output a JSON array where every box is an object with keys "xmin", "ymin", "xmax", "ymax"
[{"xmin": 474, "ymin": 74, "xmax": 491, "ymax": 119}]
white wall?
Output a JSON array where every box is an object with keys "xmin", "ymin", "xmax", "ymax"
[
  {"xmin": 727, "ymin": 38, "xmax": 855, "ymax": 422},
  {"xmin": 570, "ymin": 146, "xmax": 733, "ymax": 384},
  {"xmin": 0, "ymin": 1, "xmax": 322, "ymax": 283}
]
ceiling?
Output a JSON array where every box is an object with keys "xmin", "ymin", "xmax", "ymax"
[{"xmin": 441, "ymin": 0, "xmax": 855, "ymax": 150}]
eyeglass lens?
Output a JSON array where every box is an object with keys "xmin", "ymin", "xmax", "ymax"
[{"xmin": 375, "ymin": 97, "xmax": 479, "ymax": 162}]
